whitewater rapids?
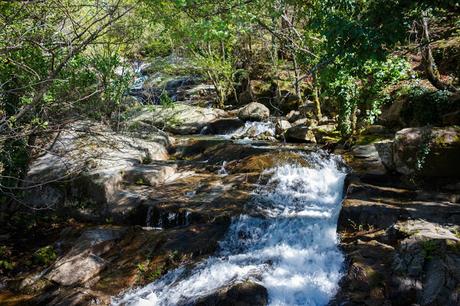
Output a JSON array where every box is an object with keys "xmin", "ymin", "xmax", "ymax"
[{"xmin": 113, "ymin": 152, "xmax": 347, "ymax": 306}]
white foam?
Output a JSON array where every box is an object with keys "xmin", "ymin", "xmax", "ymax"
[
  {"xmin": 224, "ymin": 121, "xmax": 275, "ymax": 140},
  {"xmin": 112, "ymin": 153, "xmax": 347, "ymax": 306}
]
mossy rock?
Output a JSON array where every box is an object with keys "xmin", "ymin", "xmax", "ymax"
[{"xmin": 394, "ymin": 126, "xmax": 460, "ymax": 178}]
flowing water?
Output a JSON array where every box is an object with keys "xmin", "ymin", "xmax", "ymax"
[
  {"xmin": 224, "ymin": 121, "xmax": 276, "ymax": 141},
  {"xmin": 113, "ymin": 152, "xmax": 347, "ymax": 306}
]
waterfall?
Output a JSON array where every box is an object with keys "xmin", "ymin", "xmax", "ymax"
[
  {"xmin": 225, "ymin": 121, "xmax": 276, "ymax": 140},
  {"xmin": 217, "ymin": 161, "xmax": 228, "ymax": 176},
  {"xmin": 113, "ymin": 152, "xmax": 347, "ymax": 306}
]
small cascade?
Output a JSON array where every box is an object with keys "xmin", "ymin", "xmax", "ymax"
[
  {"xmin": 145, "ymin": 207, "xmax": 192, "ymax": 229},
  {"xmin": 217, "ymin": 161, "xmax": 228, "ymax": 176},
  {"xmin": 113, "ymin": 152, "xmax": 347, "ymax": 306},
  {"xmin": 145, "ymin": 206, "xmax": 153, "ymax": 227},
  {"xmin": 225, "ymin": 121, "xmax": 276, "ymax": 141},
  {"xmin": 185, "ymin": 211, "xmax": 191, "ymax": 226},
  {"xmin": 131, "ymin": 61, "xmax": 149, "ymax": 90}
]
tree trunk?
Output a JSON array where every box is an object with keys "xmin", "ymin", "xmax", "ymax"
[
  {"xmin": 312, "ymin": 73, "xmax": 322, "ymax": 120},
  {"xmin": 292, "ymin": 54, "xmax": 302, "ymax": 100},
  {"xmin": 420, "ymin": 13, "xmax": 458, "ymax": 92}
]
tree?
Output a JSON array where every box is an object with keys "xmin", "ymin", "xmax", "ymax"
[{"xmin": 0, "ymin": 0, "xmax": 136, "ymax": 204}]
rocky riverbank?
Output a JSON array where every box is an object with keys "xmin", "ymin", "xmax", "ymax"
[{"xmin": 334, "ymin": 127, "xmax": 460, "ymax": 306}]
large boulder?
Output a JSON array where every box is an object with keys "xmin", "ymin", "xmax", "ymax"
[
  {"xmin": 285, "ymin": 125, "xmax": 316, "ymax": 143},
  {"xmin": 350, "ymin": 144, "xmax": 388, "ymax": 176},
  {"xmin": 275, "ymin": 118, "xmax": 291, "ymax": 136},
  {"xmin": 127, "ymin": 104, "xmax": 228, "ymax": 134},
  {"xmin": 201, "ymin": 118, "xmax": 245, "ymax": 135},
  {"xmin": 25, "ymin": 121, "xmax": 170, "ymax": 213},
  {"xmin": 237, "ymin": 102, "xmax": 270, "ymax": 122},
  {"xmin": 194, "ymin": 281, "xmax": 268, "ymax": 306},
  {"xmin": 393, "ymin": 126, "xmax": 460, "ymax": 177},
  {"xmin": 311, "ymin": 124, "xmax": 339, "ymax": 144}
]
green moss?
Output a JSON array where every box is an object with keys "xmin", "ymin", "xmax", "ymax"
[
  {"xmin": 322, "ymin": 136, "xmax": 342, "ymax": 143},
  {"xmin": 421, "ymin": 240, "xmax": 439, "ymax": 259},
  {"xmin": 22, "ymin": 278, "xmax": 53, "ymax": 294},
  {"xmin": 432, "ymin": 129, "xmax": 460, "ymax": 148},
  {"xmin": 135, "ymin": 178, "xmax": 147, "ymax": 185}
]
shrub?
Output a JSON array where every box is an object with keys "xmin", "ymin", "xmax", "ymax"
[{"xmin": 33, "ymin": 245, "xmax": 57, "ymax": 266}]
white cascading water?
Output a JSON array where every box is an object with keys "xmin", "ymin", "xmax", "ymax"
[
  {"xmin": 224, "ymin": 121, "xmax": 275, "ymax": 141},
  {"xmin": 113, "ymin": 153, "xmax": 347, "ymax": 306}
]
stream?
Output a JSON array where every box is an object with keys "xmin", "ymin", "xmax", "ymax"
[{"xmin": 113, "ymin": 152, "xmax": 347, "ymax": 306}]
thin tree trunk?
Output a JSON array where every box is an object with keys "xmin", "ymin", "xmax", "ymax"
[
  {"xmin": 312, "ymin": 72, "xmax": 322, "ymax": 120},
  {"xmin": 420, "ymin": 13, "xmax": 458, "ymax": 92},
  {"xmin": 292, "ymin": 54, "xmax": 302, "ymax": 100},
  {"xmin": 351, "ymin": 104, "xmax": 358, "ymax": 135}
]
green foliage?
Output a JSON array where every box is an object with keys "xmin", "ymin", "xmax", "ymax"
[
  {"xmin": 0, "ymin": 246, "xmax": 14, "ymax": 272},
  {"xmin": 193, "ymin": 53, "xmax": 240, "ymax": 107},
  {"xmin": 415, "ymin": 127, "xmax": 432, "ymax": 173},
  {"xmin": 33, "ymin": 245, "xmax": 57, "ymax": 266},
  {"xmin": 159, "ymin": 91, "xmax": 175, "ymax": 108},
  {"xmin": 0, "ymin": 260, "xmax": 14, "ymax": 271},
  {"xmin": 137, "ymin": 261, "xmax": 164, "ymax": 282},
  {"xmin": 326, "ymin": 68, "xmax": 359, "ymax": 136},
  {"xmin": 321, "ymin": 55, "xmax": 409, "ymax": 136},
  {"xmin": 401, "ymin": 86, "xmax": 455, "ymax": 125},
  {"xmin": 421, "ymin": 240, "xmax": 438, "ymax": 260}
]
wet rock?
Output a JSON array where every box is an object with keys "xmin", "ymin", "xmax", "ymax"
[
  {"xmin": 193, "ymin": 281, "xmax": 268, "ymax": 306},
  {"xmin": 227, "ymin": 152, "xmax": 309, "ymax": 174},
  {"xmin": 350, "ymin": 144, "xmax": 388, "ymax": 176},
  {"xmin": 123, "ymin": 163, "xmax": 177, "ymax": 186},
  {"xmin": 275, "ymin": 118, "xmax": 291, "ymax": 135},
  {"xmin": 47, "ymin": 254, "xmax": 106, "ymax": 287},
  {"xmin": 237, "ymin": 102, "xmax": 270, "ymax": 122},
  {"xmin": 291, "ymin": 118, "xmax": 317, "ymax": 127},
  {"xmin": 362, "ymin": 125, "xmax": 389, "ymax": 135},
  {"xmin": 285, "ymin": 125, "xmax": 316, "ymax": 143},
  {"xmin": 127, "ymin": 104, "xmax": 228, "ymax": 134},
  {"xmin": 380, "ymin": 98, "xmax": 407, "ymax": 127},
  {"xmin": 286, "ymin": 110, "xmax": 302, "ymax": 123},
  {"xmin": 45, "ymin": 228, "xmax": 125, "ymax": 287},
  {"xmin": 33, "ymin": 287, "xmax": 108, "ymax": 306},
  {"xmin": 178, "ymin": 139, "xmax": 269, "ymax": 163},
  {"xmin": 374, "ymin": 140, "xmax": 395, "ymax": 171},
  {"xmin": 442, "ymin": 110, "xmax": 460, "ymax": 125},
  {"xmin": 202, "ymin": 118, "xmax": 245, "ymax": 134},
  {"xmin": 311, "ymin": 124, "xmax": 340, "ymax": 143},
  {"xmin": 393, "ymin": 126, "xmax": 460, "ymax": 177}
]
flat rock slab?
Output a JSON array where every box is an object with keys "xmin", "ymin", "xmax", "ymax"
[{"xmin": 47, "ymin": 254, "xmax": 107, "ymax": 286}]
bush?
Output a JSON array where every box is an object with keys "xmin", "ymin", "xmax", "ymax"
[
  {"xmin": 401, "ymin": 86, "xmax": 456, "ymax": 125},
  {"xmin": 33, "ymin": 245, "xmax": 57, "ymax": 266}
]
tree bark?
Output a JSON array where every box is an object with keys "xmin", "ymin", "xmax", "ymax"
[
  {"xmin": 312, "ymin": 73, "xmax": 322, "ymax": 120},
  {"xmin": 420, "ymin": 13, "xmax": 458, "ymax": 93}
]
